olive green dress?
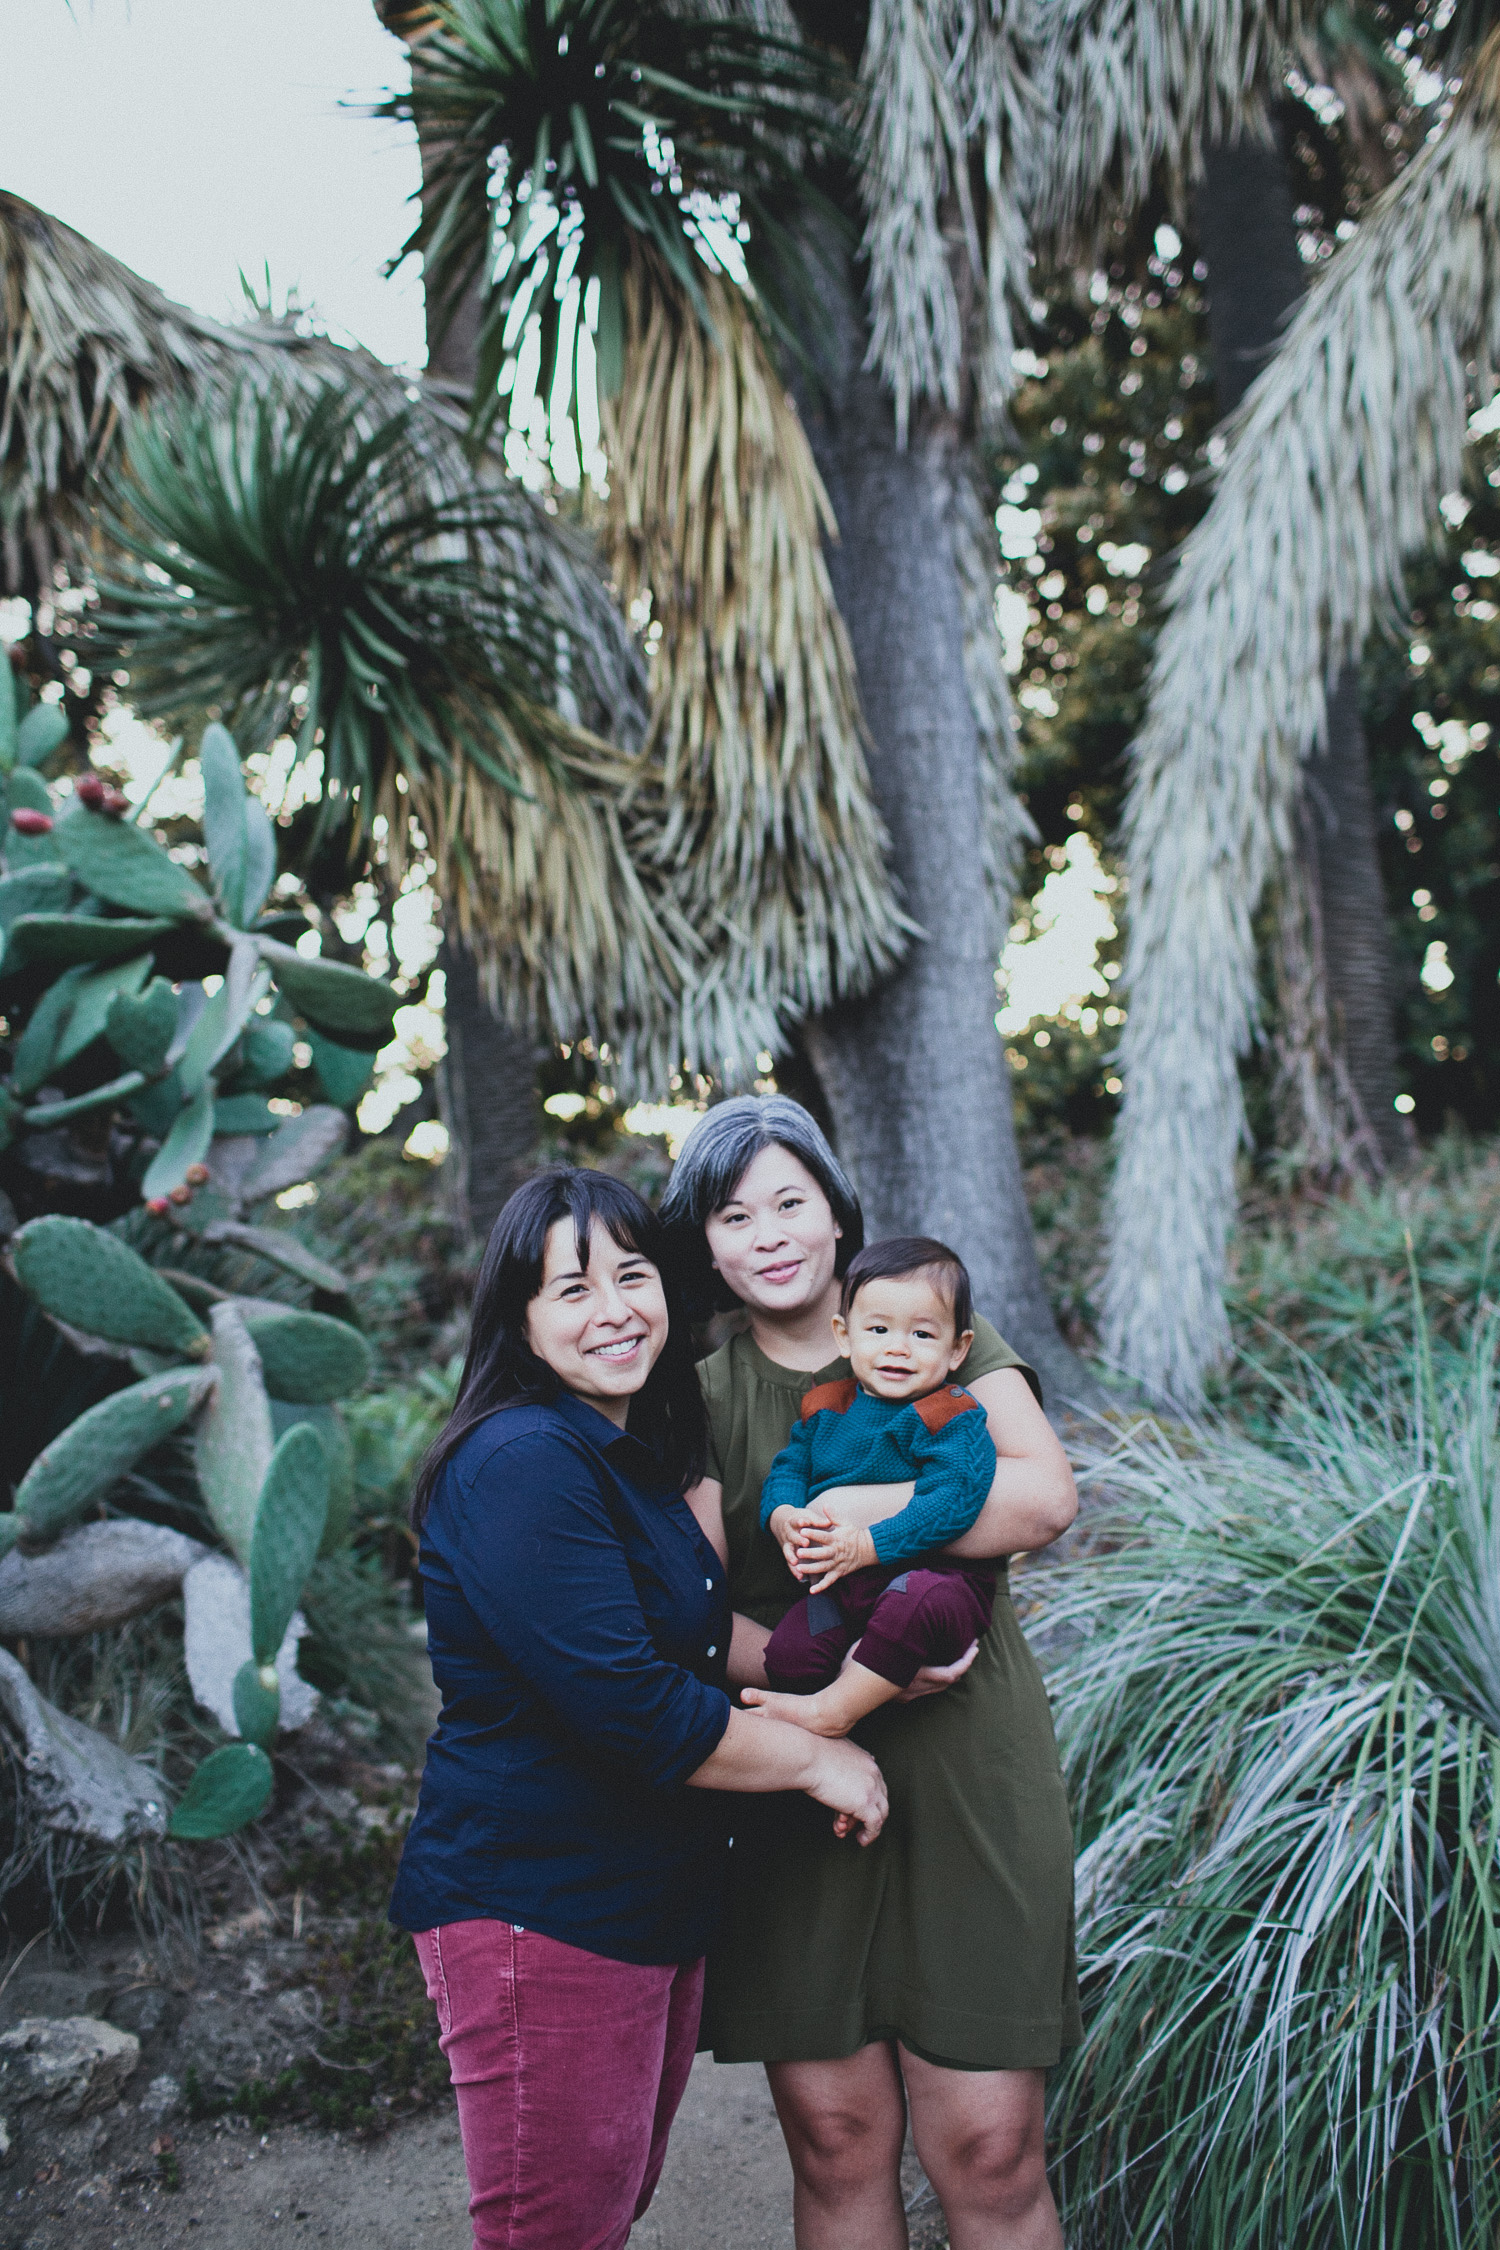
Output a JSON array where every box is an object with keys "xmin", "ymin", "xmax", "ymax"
[{"xmin": 698, "ymin": 1318, "xmax": 1081, "ymax": 2071}]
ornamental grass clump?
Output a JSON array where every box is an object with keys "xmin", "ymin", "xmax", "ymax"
[{"xmin": 1043, "ymin": 1306, "xmax": 1500, "ymax": 2249}]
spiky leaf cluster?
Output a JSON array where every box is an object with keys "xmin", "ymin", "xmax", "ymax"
[{"xmin": 384, "ymin": 0, "xmax": 845, "ymax": 434}]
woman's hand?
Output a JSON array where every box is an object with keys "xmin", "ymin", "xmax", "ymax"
[
  {"xmin": 802, "ymin": 1736, "xmax": 888, "ymax": 1845},
  {"xmin": 896, "ymin": 1641, "xmax": 979, "ymax": 1700}
]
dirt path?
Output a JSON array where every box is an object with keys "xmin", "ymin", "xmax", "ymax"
[{"xmin": 1, "ymin": 2052, "xmax": 796, "ymax": 2249}]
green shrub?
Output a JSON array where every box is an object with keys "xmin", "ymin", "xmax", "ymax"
[{"xmin": 1041, "ymin": 1307, "xmax": 1500, "ymax": 2248}]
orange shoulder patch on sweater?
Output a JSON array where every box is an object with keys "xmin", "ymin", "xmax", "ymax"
[
  {"xmin": 912, "ymin": 1386, "xmax": 984, "ymax": 1434},
  {"xmin": 800, "ymin": 1377, "xmax": 858, "ymax": 1420}
]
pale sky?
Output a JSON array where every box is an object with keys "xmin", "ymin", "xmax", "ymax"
[{"xmin": 1, "ymin": 0, "xmax": 426, "ymax": 367}]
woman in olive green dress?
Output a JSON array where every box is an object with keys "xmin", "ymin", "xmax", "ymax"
[{"xmin": 660, "ymin": 1097, "xmax": 1080, "ymax": 2250}]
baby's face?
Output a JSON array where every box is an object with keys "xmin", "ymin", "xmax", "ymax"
[{"xmin": 832, "ymin": 1276, "xmax": 973, "ymax": 1402}]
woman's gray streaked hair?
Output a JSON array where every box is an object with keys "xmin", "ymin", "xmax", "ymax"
[{"xmin": 659, "ymin": 1096, "xmax": 864, "ymax": 1306}]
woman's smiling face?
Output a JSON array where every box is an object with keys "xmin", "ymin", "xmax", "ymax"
[
  {"xmin": 525, "ymin": 1217, "xmax": 669, "ymax": 1425},
  {"xmin": 704, "ymin": 1144, "xmax": 843, "ymax": 1319}
]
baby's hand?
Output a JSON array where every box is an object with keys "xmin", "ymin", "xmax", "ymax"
[
  {"xmin": 767, "ymin": 1505, "xmax": 826, "ymax": 1580},
  {"xmin": 792, "ymin": 1519, "xmax": 878, "ymax": 1596}
]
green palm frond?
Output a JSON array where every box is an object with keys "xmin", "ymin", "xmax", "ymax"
[
  {"xmin": 1102, "ymin": 25, "xmax": 1500, "ymax": 1405},
  {"xmin": 381, "ymin": 0, "xmax": 847, "ymax": 436},
  {"xmin": 98, "ymin": 378, "xmax": 574, "ymax": 826},
  {"xmin": 1045, "ymin": 1324, "xmax": 1500, "ymax": 2246},
  {"xmin": 91, "ymin": 373, "xmax": 710, "ymax": 1061}
]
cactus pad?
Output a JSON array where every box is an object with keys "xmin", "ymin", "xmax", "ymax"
[
  {"xmin": 242, "ymin": 1309, "xmax": 373, "ymax": 1404},
  {"xmin": 106, "ymin": 977, "xmax": 178, "ymax": 1077},
  {"xmin": 194, "ymin": 1303, "xmax": 274, "ymax": 1566},
  {"xmin": 16, "ymin": 703, "xmax": 69, "ymax": 769},
  {"xmin": 230, "ymin": 1015, "xmax": 296, "ymax": 1090},
  {"xmin": 0, "ymin": 868, "xmax": 71, "ymax": 930},
  {"xmin": 11, "ymin": 1366, "xmax": 217, "ymax": 1544},
  {"xmin": 52, "ymin": 953, "xmax": 154, "ymax": 1073},
  {"xmin": 240, "ymin": 1106, "xmax": 348, "ymax": 1203},
  {"xmin": 257, "ymin": 939, "xmax": 399, "ymax": 1048},
  {"xmin": 308, "ymin": 1030, "xmax": 375, "ymax": 1108},
  {"xmin": 141, "ymin": 1080, "xmax": 217, "ymax": 1202},
  {"xmin": 200, "ymin": 726, "xmax": 276, "ymax": 929},
  {"xmin": 4, "ymin": 913, "xmax": 177, "ymax": 969},
  {"xmin": 248, "ymin": 1423, "xmax": 330, "ymax": 1666},
  {"xmin": 56, "ymin": 807, "xmax": 211, "ymax": 921},
  {"xmin": 231, "ymin": 1659, "xmax": 281, "ymax": 1749},
  {"xmin": 167, "ymin": 1742, "xmax": 274, "ymax": 1839},
  {"xmin": 271, "ymin": 1401, "xmax": 355, "ymax": 1554},
  {"xmin": 12, "ymin": 1215, "xmax": 211, "ymax": 1356}
]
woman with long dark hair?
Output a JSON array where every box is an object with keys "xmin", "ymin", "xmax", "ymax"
[
  {"xmin": 660, "ymin": 1099, "xmax": 1080, "ymax": 2250},
  {"xmin": 390, "ymin": 1165, "xmax": 886, "ymax": 2250}
]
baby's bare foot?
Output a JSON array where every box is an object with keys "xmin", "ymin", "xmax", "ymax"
[{"xmin": 741, "ymin": 1686, "xmax": 847, "ymax": 1736}]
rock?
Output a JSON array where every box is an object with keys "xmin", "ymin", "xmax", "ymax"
[
  {"xmin": 0, "ymin": 1651, "xmax": 167, "ymax": 1843},
  {"xmin": 0, "ymin": 1969, "xmax": 114, "ymax": 2031},
  {"xmin": 138, "ymin": 2072, "xmax": 182, "ymax": 2124},
  {"xmin": 0, "ymin": 1520, "xmax": 208, "ymax": 1639},
  {"xmin": 0, "ymin": 2112, "xmax": 13, "ymax": 2165},
  {"xmin": 0, "ymin": 2018, "xmax": 139, "ymax": 2119},
  {"xmin": 181, "ymin": 1553, "xmax": 317, "ymax": 1736}
]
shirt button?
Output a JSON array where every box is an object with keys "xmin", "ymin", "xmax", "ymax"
[
  {"xmin": 705, "ymin": 1577, "xmax": 713, "ymax": 1589},
  {"xmin": 707, "ymin": 1646, "xmax": 717, "ymax": 1658}
]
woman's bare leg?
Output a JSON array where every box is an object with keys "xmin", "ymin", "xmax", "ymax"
[
  {"xmin": 899, "ymin": 2051, "xmax": 1061, "ymax": 2250},
  {"xmin": 766, "ymin": 2043, "xmax": 909, "ymax": 2250}
]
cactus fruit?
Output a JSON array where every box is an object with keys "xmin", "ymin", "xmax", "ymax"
[
  {"xmin": 5, "ymin": 772, "xmax": 65, "ymax": 869},
  {"xmin": 105, "ymin": 976, "xmax": 177, "ymax": 1077},
  {"xmin": 241, "ymin": 1309, "xmax": 373, "ymax": 1404},
  {"xmin": 12, "ymin": 1215, "xmax": 211, "ymax": 1357},
  {"xmin": 231, "ymin": 1659, "xmax": 281, "ymax": 1750},
  {"xmin": 248, "ymin": 1423, "xmax": 330, "ymax": 1666},
  {"xmin": 56, "ymin": 805, "xmax": 211, "ymax": 921},
  {"xmin": 194, "ymin": 1303, "xmax": 274, "ymax": 1567},
  {"xmin": 256, "ymin": 939, "xmax": 399, "ymax": 1049},
  {"xmin": 167, "ymin": 1742, "xmax": 274, "ymax": 1839},
  {"xmin": 6, "ymin": 1366, "xmax": 217, "ymax": 1551},
  {"xmin": 140, "ymin": 1080, "xmax": 216, "ymax": 1202},
  {"xmin": 10, "ymin": 808, "xmax": 53, "ymax": 836},
  {"xmin": 74, "ymin": 773, "xmax": 107, "ymax": 809}
]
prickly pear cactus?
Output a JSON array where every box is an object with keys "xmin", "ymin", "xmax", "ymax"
[{"xmin": 0, "ymin": 716, "xmax": 398, "ymax": 1841}]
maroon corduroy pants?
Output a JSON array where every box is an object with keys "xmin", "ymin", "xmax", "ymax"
[{"xmin": 414, "ymin": 1919, "xmax": 704, "ymax": 2250}]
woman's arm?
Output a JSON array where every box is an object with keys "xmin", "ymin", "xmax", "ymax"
[
  {"xmin": 946, "ymin": 1368, "xmax": 1076, "ymax": 1556},
  {"xmin": 686, "ymin": 1710, "xmax": 887, "ymax": 1844},
  {"xmin": 728, "ymin": 1612, "xmax": 770, "ymax": 1690}
]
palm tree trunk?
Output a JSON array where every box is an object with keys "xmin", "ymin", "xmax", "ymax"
[
  {"xmin": 799, "ymin": 256, "xmax": 1093, "ymax": 1408},
  {"xmin": 413, "ymin": 79, "xmax": 543, "ymax": 1241},
  {"xmin": 1196, "ymin": 131, "xmax": 1408, "ymax": 1169}
]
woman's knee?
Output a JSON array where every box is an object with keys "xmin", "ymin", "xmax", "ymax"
[
  {"xmin": 768, "ymin": 2057, "xmax": 905, "ymax": 2195},
  {"xmin": 922, "ymin": 2114, "xmax": 1048, "ymax": 2220}
]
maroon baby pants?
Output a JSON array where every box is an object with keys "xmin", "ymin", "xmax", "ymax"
[{"xmin": 763, "ymin": 1558, "xmax": 996, "ymax": 1692}]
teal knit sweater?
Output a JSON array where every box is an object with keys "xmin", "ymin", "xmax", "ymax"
[{"xmin": 758, "ymin": 1385, "xmax": 997, "ymax": 1565}]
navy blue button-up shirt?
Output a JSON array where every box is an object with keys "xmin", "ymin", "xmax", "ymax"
[{"xmin": 389, "ymin": 1391, "xmax": 733, "ymax": 1965}]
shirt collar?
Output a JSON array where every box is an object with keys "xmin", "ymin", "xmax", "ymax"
[{"xmin": 549, "ymin": 1387, "xmax": 671, "ymax": 1488}]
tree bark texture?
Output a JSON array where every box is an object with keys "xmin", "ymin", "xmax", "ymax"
[
  {"xmin": 1197, "ymin": 132, "xmax": 1409, "ymax": 1168},
  {"xmin": 799, "ymin": 265, "xmax": 1092, "ymax": 1409},
  {"xmin": 414, "ymin": 94, "xmax": 544, "ymax": 1241}
]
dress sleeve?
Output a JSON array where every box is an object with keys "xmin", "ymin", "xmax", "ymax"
[
  {"xmin": 436, "ymin": 1431, "xmax": 731, "ymax": 1791},
  {"xmin": 758, "ymin": 1416, "xmax": 816, "ymax": 1528},
  {"xmin": 867, "ymin": 1410, "xmax": 999, "ymax": 1565},
  {"xmin": 956, "ymin": 1314, "xmax": 1043, "ymax": 1409}
]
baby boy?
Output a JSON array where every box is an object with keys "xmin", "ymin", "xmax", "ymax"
[{"xmin": 742, "ymin": 1237, "xmax": 997, "ymax": 1739}]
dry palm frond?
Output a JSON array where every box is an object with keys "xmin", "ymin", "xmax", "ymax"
[
  {"xmin": 858, "ymin": 0, "xmax": 1040, "ymax": 437},
  {"xmin": 1025, "ymin": 0, "xmax": 1313, "ymax": 246},
  {"xmin": 1101, "ymin": 27, "xmax": 1500, "ymax": 1405},
  {"xmin": 598, "ymin": 251, "xmax": 911, "ymax": 1065}
]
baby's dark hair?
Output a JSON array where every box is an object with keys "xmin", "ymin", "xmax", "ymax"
[{"xmin": 839, "ymin": 1236, "xmax": 974, "ymax": 1337}]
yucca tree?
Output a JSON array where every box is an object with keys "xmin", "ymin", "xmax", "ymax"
[
  {"xmin": 1101, "ymin": 15, "xmax": 1500, "ymax": 1403},
  {"xmin": 374, "ymin": 0, "xmax": 1130, "ymax": 1395}
]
